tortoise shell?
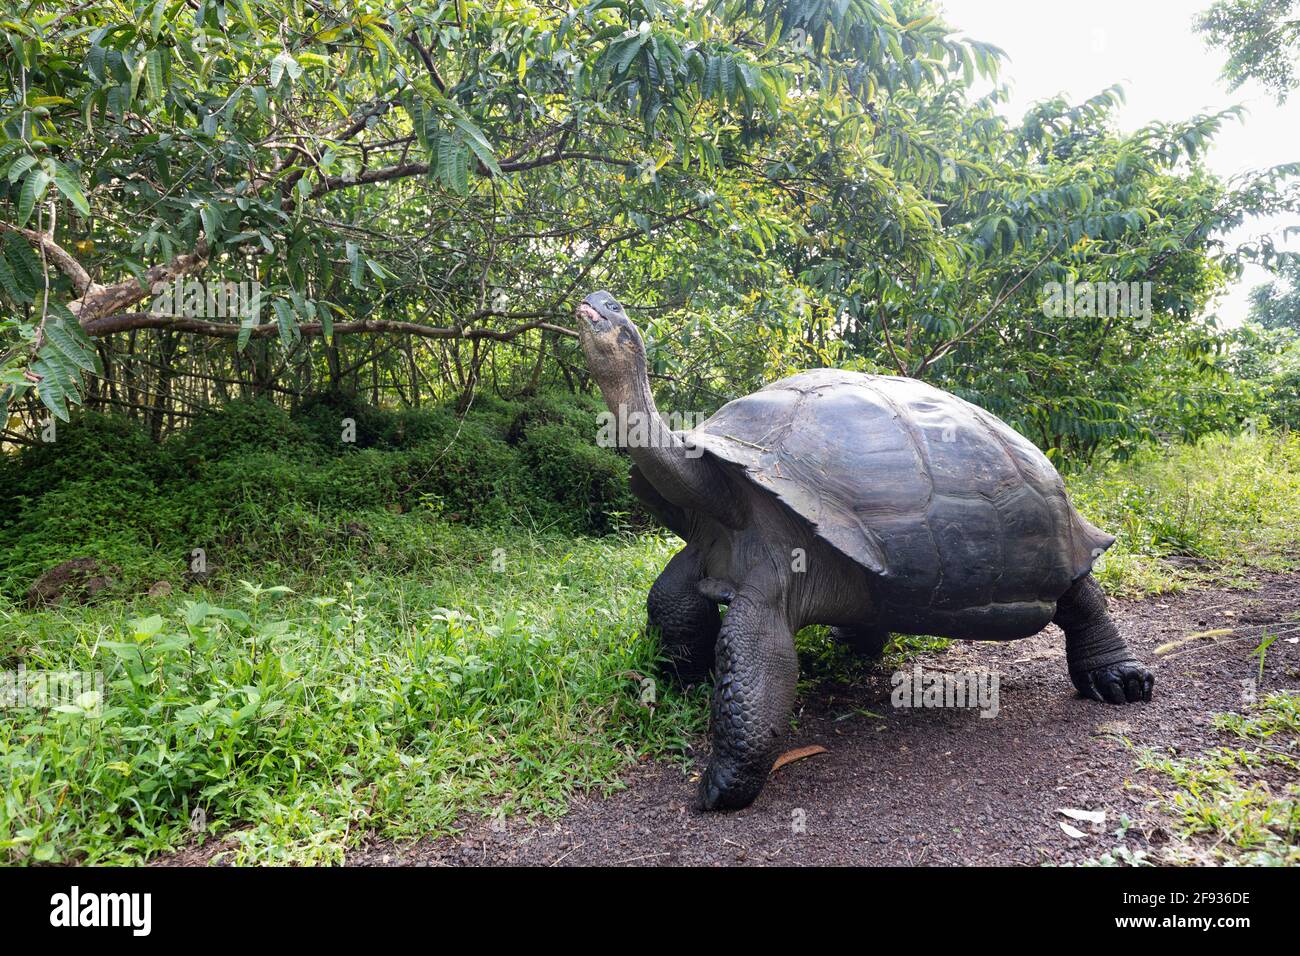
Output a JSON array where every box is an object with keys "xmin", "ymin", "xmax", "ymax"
[{"xmin": 687, "ymin": 369, "xmax": 1114, "ymax": 638}]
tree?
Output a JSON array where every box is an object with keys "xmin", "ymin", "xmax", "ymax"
[
  {"xmin": 0, "ymin": 0, "xmax": 999, "ymax": 423},
  {"xmin": 1, "ymin": 0, "xmax": 1295, "ymax": 464},
  {"xmin": 1196, "ymin": 0, "xmax": 1300, "ymax": 102},
  {"xmin": 1248, "ymin": 258, "xmax": 1300, "ymax": 330}
]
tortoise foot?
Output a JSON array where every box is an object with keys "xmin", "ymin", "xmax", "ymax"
[
  {"xmin": 1072, "ymin": 660, "xmax": 1154, "ymax": 704},
  {"xmin": 696, "ymin": 759, "xmax": 765, "ymax": 812}
]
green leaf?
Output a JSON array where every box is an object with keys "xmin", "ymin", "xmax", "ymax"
[
  {"xmin": 615, "ymin": 34, "xmax": 646, "ymax": 75},
  {"xmin": 31, "ymin": 359, "xmax": 71, "ymax": 421},
  {"xmin": 199, "ymin": 203, "xmax": 221, "ymax": 241},
  {"xmin": 87, "ymin": 43, "xmax": 107, "ymax": 82},
  {"xmin": 44, "ymin": 319, "xmax": 96, "ymax": 372},
  {"xmin": 17, "ymin": 168, "xmax": 50, "ymax": 226},
  {"xmin": 50, "ymin": 161, "xmax": 91, "ymax": 216},
  {"xmin": 270, "ymin": 51, "xmax": 299, "ymax": 87},
  {"xmin": 237, "ymin": 315, "xmax": 254, "ymax": 351},
  {"xmin": 0, "ymin": 252, "xmax": 31, "ymax": 304},
  {"xmin": 318, "ymin": 300, "xmax": 333, "ymax": 343},
  {"xmin": 149, "ymin": 0, "xmax": 166, "ymax": 39},
  {"xmin": 3, "ymin": 231, "xmax": 44, "ymax": 288},
  {"xmin": 7, "ymin": 154, "xmax": 37, "ymax": 184},
  {"xmin": 146, "ymin": 48, "xmax": 165, "ymax": 101},
  {"xmin": 272, "ymin": 299, "xmax": 297, "ymax": 349},
  {"xmin": 435, "ymin": 133, "xmax": 458, "ymax": 181},
  {"xmin": 452, "ymin": 117, "xmax": 501, "ymax": 177}
]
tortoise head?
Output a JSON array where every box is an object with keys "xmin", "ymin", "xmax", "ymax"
[{"xmin": 576, "ymin": 290, "xmax": 647, "ymax": 389}]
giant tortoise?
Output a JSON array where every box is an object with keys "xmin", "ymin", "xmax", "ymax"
[{"xmin": 576, "ymin": 290, "xmax": 1154, "ymax": 811}]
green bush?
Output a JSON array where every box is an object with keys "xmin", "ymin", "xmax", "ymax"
[
  {"xmin": 520, "ymin": 423, "xmax": 635, "ymax": 534},
  {"xmin": 160, "ymin": 399, "xmax": 316, "ymax": 479},
  {"xmin": 0, "ymin": 412, "xmax": 156, "ymax": 507},
  {"xmin": 0, "ymin": 390, "xmax": 646, "ymax": 600},
  {"xmin": 505, "ymin": 389, "xmax": 606, "ymax": 443},
  {"xmin": 292, "ymin": 390, "xmax": 390, "ymax": 450},
  {"xmin": 0, "ymin": 475, "xmax": 185, "ymax": 596}
]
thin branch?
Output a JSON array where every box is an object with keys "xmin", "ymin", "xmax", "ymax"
[
  {"xmin": 81, "ymin": 313, "xmax": 578, "ymax": 342},
  {"xmin": 913, "ymin": 238, "xmax": 1063, "ymax": 376}
]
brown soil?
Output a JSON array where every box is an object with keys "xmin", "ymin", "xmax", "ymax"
[{"xmin": 160, "ymin": 569, "xmax": 1300, "ymax": 867}]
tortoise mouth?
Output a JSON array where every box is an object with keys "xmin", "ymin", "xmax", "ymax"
[{"xmin": 577, "ymin": 302, "xmax": 614, "ymax": 337}]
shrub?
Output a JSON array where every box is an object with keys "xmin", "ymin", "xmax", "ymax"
[
  {"xmin": 0, "ymin": 389, "xmax": 649, "ymax": 599},
  {"xmin": 0, "ymin": 412, "xmax": 156, "ymax": 506},
  {"xmin": 292, "ymin": 390, "xmax": 390, "ymax": 450},
  {"xmin": 0, "ymin": 475, "xmax": 185, "ymax": 596},
  {"xmin": 397, "ymin": 418, "xmax": 523, "ymax": 524},
  {"xmin": 159, "ymin": 399, "xmax": 315, "ymax": 478},
  {"xmin": 520, "ymin": 423, "xmax": 635, "ymax": 534}
]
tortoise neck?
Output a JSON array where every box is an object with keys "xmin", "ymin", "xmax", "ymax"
[{"xmin": 596, "ymin": 357, "xmax": 740, "ymax": 527}]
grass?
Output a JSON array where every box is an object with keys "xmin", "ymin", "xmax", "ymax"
[
  {"xmin": 1067, "ymin": 431, "xmax": 1300, "ymax": 596},
  {"xmin": 1, "ymin": 430, "xmax": 1299, "ymax": 863},
  {"xmin": 0, "ymin": 527, "xmax": 704, "ymax": 864},
  {"xmin": 1136, "ymin": 692, "xmax": 1300, "ymax": 866}
]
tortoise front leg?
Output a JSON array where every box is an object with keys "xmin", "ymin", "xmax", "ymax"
[
  {"xmin": 698, "ymin": 589, "xmax": 798, "ymax": 811},
  {"xmin": 646, "ymin": 546, "xmax": 719, "ymax": 685}
]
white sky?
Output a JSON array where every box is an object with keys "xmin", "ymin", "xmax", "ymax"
[{"xmin": 940, "ymin": 0, "xmax": 1299, "ymax": 325}]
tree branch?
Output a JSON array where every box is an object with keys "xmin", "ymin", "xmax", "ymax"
[
  {"xmin": 69, "ymin": 241, "xmax": 210, "ymax": 323},
  {"xmin": 305, "ymin": 152, "xmax": 637, "ymax": 199},
  {"xmin": 81, "ymin": 312, "xmax": 577, "ymax": 342},
  {"xmin": 0, "ymin": 220, "xmax": 93, "ymax": 295}
]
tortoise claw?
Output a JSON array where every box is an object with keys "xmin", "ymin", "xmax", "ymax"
[
  {"xmin": 697, "ymin": 578, "xmax": 736, "ymax": 604},
  {"xmin": 1074, "ymin": 661, "xmax": 1154, "ymax": 704}
]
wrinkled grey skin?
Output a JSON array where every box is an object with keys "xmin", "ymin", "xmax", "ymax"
[{"xmin": 576, "ymin": 290, "xmax": 1155, "ymax": 811}]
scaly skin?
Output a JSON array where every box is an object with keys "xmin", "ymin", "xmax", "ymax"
[
  {"xmin": 646, "ymin": 546, "xmax": 719, "ymax": 684},
  {"xmin": 698, "ymin": 589, "xmax": 798, "ymax": 811},
  {"xmin": 1054, "ymin": 574, "xmax": 1154, "ymax": 703}
]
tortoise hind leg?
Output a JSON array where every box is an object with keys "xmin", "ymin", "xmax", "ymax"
[
  {"xmin": 647, "ymin": 546, "xmax": 719, "ymax": 685},
  {"xmin": 830, "ymin": 624, "xmax": 890, "ymax": 658},
  {"xmin": 1054, "ymin": 574, "xmax": 1154, "ymax": 704}
]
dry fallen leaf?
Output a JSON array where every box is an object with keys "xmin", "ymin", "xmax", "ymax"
[
  {"xmin": 1058, "ymin": 807, "xmax": 1106, "ymax": 825},
  {"xmin": 1059, "ymin": 822, "xmax": 1087, "ymax": 839},
  {"xmin": 771, "ymin": 745, "xmax": 829, "ymax": 773}
]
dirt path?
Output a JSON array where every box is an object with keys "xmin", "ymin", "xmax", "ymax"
[{"xmin": 347, "ymin": 569, "xmax": 1300, "ymax": 866}]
